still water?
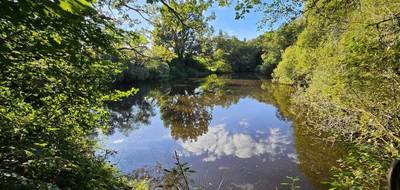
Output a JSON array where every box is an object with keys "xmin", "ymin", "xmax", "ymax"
[{"xmin": 101, "ymin": 74, "xmax": 344, "ymax": 189}]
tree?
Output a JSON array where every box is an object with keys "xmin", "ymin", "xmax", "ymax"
[
  {"xmin": 257, "ymin": 19, "xmax": 304, "ymax": 75},
  {"xmin": 152, "ymin": 0, "xmax": 215, "ymax": 62},
  {"xmin": 212, "ymin": 32, "xmax": 263, "ymax": 72},
  {"xmin": 0, "ymin": 0, "xmax": 137, "ymax": 188}
]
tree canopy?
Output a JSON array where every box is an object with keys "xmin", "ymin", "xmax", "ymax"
[{"xmin": 152, "ymin": 0, "xmax": 215, "ymax": 61}]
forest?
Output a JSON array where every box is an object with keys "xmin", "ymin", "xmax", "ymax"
[{"xmin": 0, "ymin": 0, "xmax": 399, "ymax": 189}]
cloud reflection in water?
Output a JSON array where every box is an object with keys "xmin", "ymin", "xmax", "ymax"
[{"xmin": 180, "ymin": 124, "xmax": 291, "ymax": 162}]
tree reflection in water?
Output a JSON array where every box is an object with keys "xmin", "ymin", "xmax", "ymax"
[
  {"xmin": 106, "ymin": 74, "xmax": 345, "ymax": 189},
  {"xmin": 159, "ymin": 93, "xmax": 212, "ymax": 141},
  {"xmin": 106, "ymin": 86, "xmax": 158, "ymax": 135},
  {"xmin": 107, "ymin": 74, "xmax": 322, "ymax": 141}
]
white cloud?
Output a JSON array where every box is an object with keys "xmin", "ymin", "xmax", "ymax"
[
  {"xmin": 238, "ymin": 118, "xmax": 249, "ymax": 128},
  {"xmin": 287, "ymin": 153, "xmax": 300, "ymax": 164},
  {"xmin": 262, "ymin": 128, "xmax": 291, "ymax": 157},
  {"xmin": 180, "ymin": 125, "xmax": 291, "ymax": 162},
  {"xmin": 112, "ymin": 139, "xmax": 124, "ymax": 144},
  {"xmin": 256, "ymin": 130, "xmax": 265, "ymax": 134},
  {"xmin": 203, "ymin": 155, "xmax": 217, "ymax": 162},
  {"xmin": 218, "ymin": 166, "xmax": 230, "ymax": 170}
]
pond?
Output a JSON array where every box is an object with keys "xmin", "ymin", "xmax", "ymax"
[{"xmin": 100, "ymin": 74, "xmax": 344, "ymax": 189}]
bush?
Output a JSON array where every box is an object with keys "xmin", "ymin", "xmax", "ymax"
[
  {"xmin": 256, "ymin": 64, "xmax": 274, "ymax": 76},
  {"xmin": 214, "ymin": 60, "xmax": 233, "ymax": 73},
  {"xmin": 193, "ymin": 56, "xmax": 211, "ymax": 71},
  {"xmin": 272, "ymin": 46, "xmax": 296, "ymax": 84},
  {"xmin": 122, "ymin": 62, "xmax": 150, "ymax": 81},
  {"xmin": 168, "ymin": 57, "xmax": 210, "ymax": 78},
  {"xmin": 272, "ymin": 0, "xmax": 400, "ymax": 188},
  {"xmin": 146, "ymin": 60, "xmax": 171, "ymax": 79},
  {"xmin": 120, "ymin": 60, "xmax": 171, "ymax": 82}
]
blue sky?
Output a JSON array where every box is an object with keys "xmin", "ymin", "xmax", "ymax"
[
  {"xmin": 122, "ymin": 1, "xmax": 267, "ymax": 40},
  {"xmin": 207, "ymin": 5, "xmax": 264, "ymax": 40}
]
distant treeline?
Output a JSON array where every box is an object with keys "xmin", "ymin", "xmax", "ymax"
[{"xmin": 118, "ymin": 32, "xmax": 265, "ymax": 82}]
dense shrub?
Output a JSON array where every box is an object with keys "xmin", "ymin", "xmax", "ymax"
[
  {"xmin": 147, "ymin": 60, "xmax": 171, "ymax": 79},
  {"xmin": 214, "ymin": 60, "xmax": 233, "ymax": 73},
  {"xmin": 213, "ymin": 32, "xmax": 263, "ymax": 72},
  {"xmin": 122, "ymin": 62, "xmax": 151, "ymax": 81},
  {"xmin": 120, "ymin": 60, "xmax": 171, "ymax": 82},
  {"xmin": 0, "ymin": 0, "xmax": 138, "ymax": 188},
  {"xmin": 272, "ymin": 0, "xmax": 400, "ymax": 188},
  {"xmin": 257, "ymin": 20, "xmax": 304, "ymax": 76}
]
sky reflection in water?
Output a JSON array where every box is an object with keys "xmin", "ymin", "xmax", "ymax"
[{"xmin": 101, "ymin": 74, "xmax": 343, "ymax": 190}]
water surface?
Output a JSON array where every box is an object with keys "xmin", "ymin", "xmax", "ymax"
[{"xmin": 102, "ymin": 74, "xmax": 344, "ymax": 189}]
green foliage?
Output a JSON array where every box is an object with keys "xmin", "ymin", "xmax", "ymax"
[
  {"xmin": 268, "ymin": 0, "xmax": 400, "ymax": 188},
  {"xmin": 150, "ymin": 45, "xmax": 178, "ymax": 63},
  {"xmin": 272, "ymin": 46, "xmax": 300, "ymax": 84},
  {"xmin": 234, "ymin": 0, "xmax": 303, "ymax": 28},
  {"xmin": 147, "ymin": 60, "xmax": 171, "ymax": 79},
  {"xmin": 0, "ymin": 0, "xmax": 137, "ymax": 188},
  {"xmin": 257, "ymin": 19, "xmax": 304, "ymax": 76},
  {"xmin": 212, "ymin": 31, "xmax": 263, "ymax": 72},
  {"xmin": 168, "ymin": 57, "xmax": 210, "ymax": 78},
  {"xmin": 122, "ymin": 62, "xmax": 152, "ymax": 81},
  {"xmin": 214, "ymin": 60, "xmax": 233, "ymax": 73},
  {"xmin": 193, "ymin": 56, "xmax": 211, "ymax": 70},
  {"xmin": 129, "ymin": 179, "xmax": 150, "ymax": 190},
  {"xmin": 328, "ymin": 146, "xmax": 389, "ymax": 189},
  {"xmin": 121, "ymin": 60, "xmax": 171, "ymax": 82},
  {"xmin": 152, "ymin": 0, "xmax": 214, "ymax": 61},
  {"xmin": 191, "ymin": 55, "xmax": 233, "ymax": 74}
]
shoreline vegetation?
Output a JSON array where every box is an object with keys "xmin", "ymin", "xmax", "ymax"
[{"xmin": 1, "ymin": 0, "xmax": 399, "ymax": 189}]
